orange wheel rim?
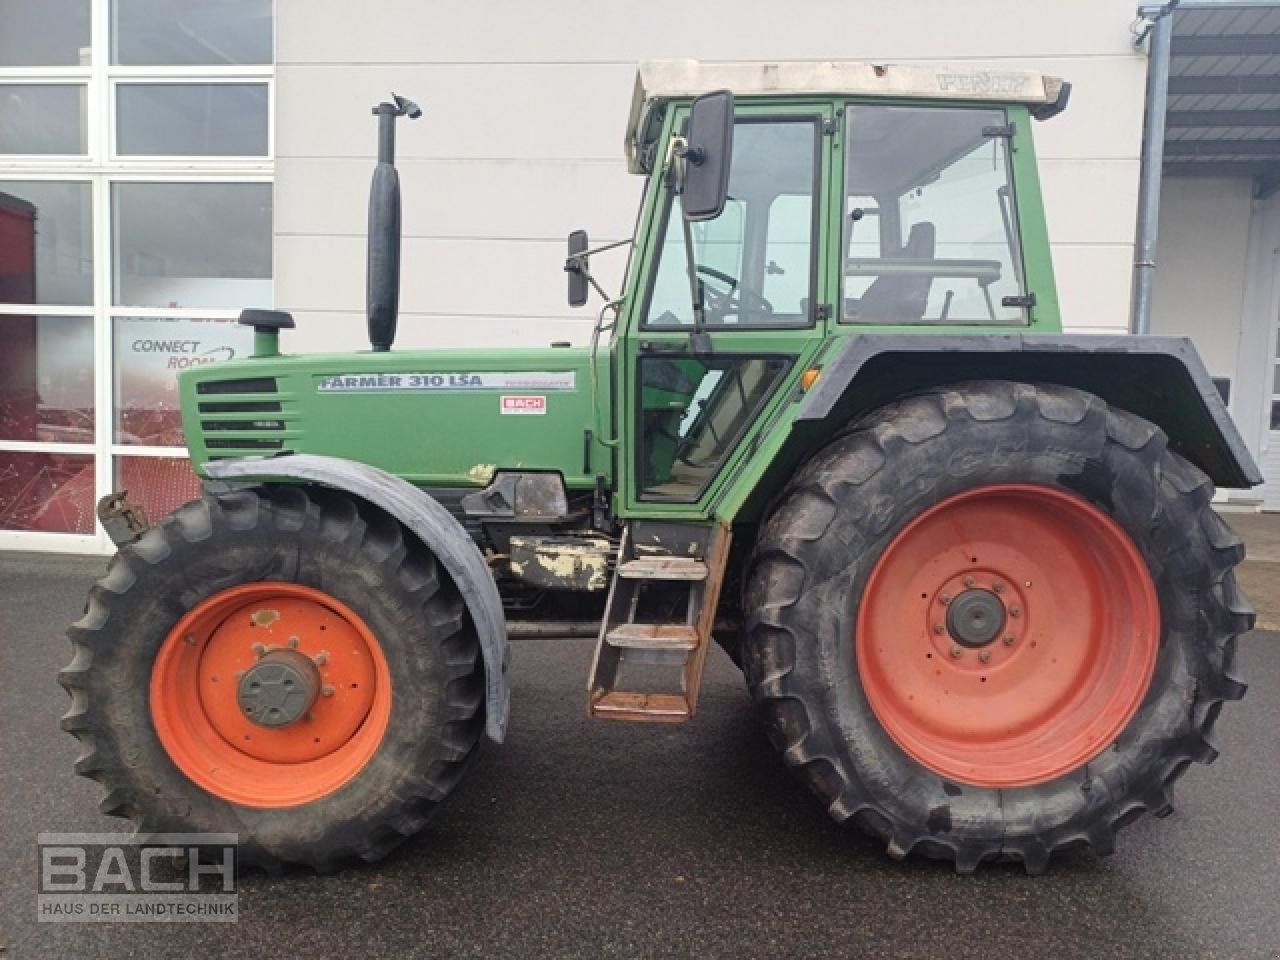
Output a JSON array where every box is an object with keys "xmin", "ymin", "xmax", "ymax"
[
  {"xmin": 856, "ymin": 484, "xmax": 1159, "ymax": 788},
  {"xmin": 150, "ymin": 583, "xmax": 392, "ymax": 807}
]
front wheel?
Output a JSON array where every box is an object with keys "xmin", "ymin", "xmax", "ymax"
[
  {"xmin": 59, "ymin": 485, "xmax": 486, "ymax": 872},
  {"xmin": 742, "ymin": 381, "xmax": 1251, "ymax": 873}
]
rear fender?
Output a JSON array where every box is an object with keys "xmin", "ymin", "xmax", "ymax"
[
  {"xmin": 204, "ymin": 453, "xmax": 510, "ymax": 742},
  {"xmin": 793, "ymin": 334, "xmax": 1262, "ymax": 490}
]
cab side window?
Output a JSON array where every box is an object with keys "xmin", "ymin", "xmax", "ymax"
[
  {"xmin": 643, "ymin": 118, "xmax": 819, "ymax": 329},
  {"xmin": 842, "ymin": 105, "xmax": 1027, "ymax": 326}
]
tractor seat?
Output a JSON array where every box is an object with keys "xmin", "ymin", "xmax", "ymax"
[{"xmin": 847, "ymin": 221, "xmax": 936, "ymax": 322}]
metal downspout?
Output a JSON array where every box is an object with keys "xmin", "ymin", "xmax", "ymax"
[{"xmin": 1131, "ymin": 2, "xmax": 1177, "ymax": 335}]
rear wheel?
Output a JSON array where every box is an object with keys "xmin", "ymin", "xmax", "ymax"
[
  {"xmin": 742, "ymin": 381, "xmax": 1251, "ymax": 873},
  {"xmin": 60, "ymin": 484, "xmax": 485, "ymax": 872}
]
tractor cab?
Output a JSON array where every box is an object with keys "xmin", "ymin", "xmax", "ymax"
[{"xmin": 565, "ymin": 61, "xmax": 1069, "ymax": 517}]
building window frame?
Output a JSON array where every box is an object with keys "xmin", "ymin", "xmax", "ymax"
[{"xmin": 0, "ymin": 0, "xmax": 273, "ymax": 553}]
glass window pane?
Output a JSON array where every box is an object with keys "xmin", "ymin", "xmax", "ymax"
[
  {"xmin": 762, "ymin": 194, "xmax": 812, "ymax": 311},
  {"xmin": 114, "ymin": 316, "xmax": 254, "ymax": 445},
  {"xmin": 111, "ymin": 0, "xmax": 271, "ymax": 65},
  {"xmin": 0, "ymin": 0, "xmax": 90, "ymax": 66},
  {"xmin": 644, "ymin": 120, "xmax": 817, "ymax": 328},
  {"xmin": 0, "ymin": 314, "xmax": 93, "ymax": 443},
  {"xmin": 115, "ymin": 456, "xmax": 203, "ymax": 521},
  {"xmin": 113, "ymin": 182, "xmax": 272, "ymax": 309},
  {"xmin": 0, "ymin": 451, "xmax": 95, "ymax": 533},
  {"xmin": 116, "ymin": 84, "xmax": 268, "ymax": 157},
  {"xmin": 843, "ymin": 106, "xmax": 1026, "ymax": 326},
  {"xmin": 0, "ymin": 85, "xmax": 87, "ymax": 154},
  {"xmin": 0, "ymin": 181, "xmax": 93, "ymax": 305},
  {"xmin": 638, "ymin": 354, "xmax": 789, "ymax": 500}
]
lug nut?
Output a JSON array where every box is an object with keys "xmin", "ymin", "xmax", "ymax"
[
  {"xmin": 978, "ymin": 650, "xmax": 991, "ymax": 664},
  {"xmin": 938, "ymin": 594, "xmax": 951, "ymax": 605},
  {"xmin": 251, "ymin": 642, "xmax": 267, "ymax": 657},
  {"xmin": 287, "ymin": 635, "xmax": 300, "ymax": 649},
  {"xmin": 964, "ymin": 577, "xmax": 976, "ymax": 588},
  {"xmin": 1009, "ymin": 606, "xmax": 1021, "ymax": 618},
  {"xmin": 950, "ymin": 646, "xmax": 963, "ymax": 659},
  {"xmin": 321, "ymin": 684, "xmax": 335, "ymax": 698},
  {"xmin": 993, "ymin": 583, "xmax": 1005, "ymax": 594},
  {"xmin": 1003, "ymin": 634, "xmax": 1015, "ymax": 646},
  {"xmin": 934, "ymin": 624, "xmax": 946, "ymax": 635},
  {"xmin": 312, "ymin": 651, "xmax": 330, "ymax": 666}
]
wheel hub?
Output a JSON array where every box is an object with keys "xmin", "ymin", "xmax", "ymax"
[
  {"xmin": 946, "ymin": 588, "xmax": 1006, "ymax": 648},
  {"xmin": 237, "ymin": 649, "xmax": 321, "ymax": 728}
]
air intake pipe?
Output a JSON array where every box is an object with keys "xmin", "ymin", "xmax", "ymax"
[{"xmin": 366, "ymin": 93, "xmax": 421, "ymax": 351}]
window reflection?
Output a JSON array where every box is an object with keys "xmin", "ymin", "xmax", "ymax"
[
  {"xmin": 0, "ymin": 0, "xmax": 90, "ymax": 66},
  {"xmin": 0, "ymin": 451, "xmax": 95, "ymax": 533},
  {"xmin": 111, "ymin": 0, "xmax": 272, "ymax": 65},
  {"xmin": 112, "ymin": 182, "xmax": 272, "ymax": 309},
  {"xmin": 116, "ymin": 84, "xmax": 268, "ymax": 156},
  {"xmin": 0, "ymin": 85, "xmax": 87, "ymax": 154},
  {"xmin": 0, "ymin": 314, "xmax": 94, "ymax": 444},
  {"xmin": 0, "ymin": 182, "xmax": 93, "ymax": 305}
]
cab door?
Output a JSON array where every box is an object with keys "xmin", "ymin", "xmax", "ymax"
[{"xmin": 618, "ymin": 102, "xmax": 836, "ymax": 520}]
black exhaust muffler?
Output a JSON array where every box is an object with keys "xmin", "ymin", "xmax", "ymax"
[{"xmin": 366, "ymin": 93, "xmax": 421, "ymax": 352}]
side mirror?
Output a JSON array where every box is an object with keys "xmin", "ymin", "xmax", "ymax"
[
  {"xmin": 566, "ymin": 229, "xmax": 589, "ymax": 307},
  {"xmin": 680, "ymin": 90, "xmax": 734, "ymax": 222}
]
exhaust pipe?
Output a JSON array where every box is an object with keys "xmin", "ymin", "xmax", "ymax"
[{"xmin": 366, "ymin": 93, "xmax": 422, "ymax": 352}]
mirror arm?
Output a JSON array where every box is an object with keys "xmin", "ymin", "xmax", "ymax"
[{"xmin": 564, "ymin": 238, "xmax": 632, "ymax": 305}]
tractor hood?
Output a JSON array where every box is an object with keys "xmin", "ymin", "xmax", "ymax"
[{"xmin": 179, "ymin": 345, "xmax": 611, "ymax": 490}]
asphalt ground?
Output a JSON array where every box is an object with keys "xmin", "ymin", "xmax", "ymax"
[{"xmin": 1, "ymin": 525, "xmax": 1278, "ymax": 960}]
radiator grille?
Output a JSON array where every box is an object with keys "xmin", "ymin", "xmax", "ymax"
[{"xmin": 193, "ymin": 377, "xmax": 296, "ymax": 460}]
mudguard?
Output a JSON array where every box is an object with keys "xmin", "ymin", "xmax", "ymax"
[
  {"xmin": 798, "ymin": 334, "xmax": 1263, "ymax": 488},
  {"xmin": 204, "ymin": 453, "xmax": 510, "ymax": 742}
]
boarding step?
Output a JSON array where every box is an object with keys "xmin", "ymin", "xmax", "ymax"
[
  {"xmin": 587, "ymin": 523, "xmax": 732, "ymax": 724},
  {"xmin": 590, "ymin": 690, "xmax": 691, "ymax": 722},
  {"xmin": 605, "ymin": 623, "xmax": 698, "ymax": 652},
  {"xmin": 617, "ymin": 556, "xmax": 708, "ymax": 581}
]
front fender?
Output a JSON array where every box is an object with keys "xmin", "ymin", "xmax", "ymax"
[
  {"xmin": 204, "ymin": 453, "xmax": 510, "ymax": 743},
  {"xmin": 798, "ymin": 333, "xmax": 1262, "ymax": 489}
]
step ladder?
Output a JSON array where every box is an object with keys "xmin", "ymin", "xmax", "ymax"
[{"xmin": 587, "ymin": 522, "xmax": 732, "ymax": 723}]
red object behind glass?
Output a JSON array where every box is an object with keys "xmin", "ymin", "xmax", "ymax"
[{"xmin": 21, "ymin": 457, "xmax": 203, "ymax": 534}]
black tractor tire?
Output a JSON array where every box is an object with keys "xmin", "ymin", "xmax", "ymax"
[
  {"xmin": 59, "ymin": 484, "xmax": 486, "ymax": 872},
  {"xmin": 741, "ymin": 380, "xmax": 1251, "ymax": 873}
]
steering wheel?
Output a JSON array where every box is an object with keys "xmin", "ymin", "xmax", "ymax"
[{"xmin": 695, "ymin": 265, "xmax": 774, "ymax": 320}]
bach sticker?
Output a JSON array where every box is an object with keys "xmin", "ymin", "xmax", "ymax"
[{"xmin": 500, "ymin": 395, "xmax": 546, "ymax": 415}]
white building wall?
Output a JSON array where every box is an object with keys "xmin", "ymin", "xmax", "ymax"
[
  {"xmin": 1233, "ymin": 189, "xmax": 1280, "ymax": 507},
  {"xmin": 273, "ymin": 0, "xmax": 1149, "ymax": 353},
  {"xmin": 1149, "ymin": 177, "xmax": 1253, "ymax": 382}
]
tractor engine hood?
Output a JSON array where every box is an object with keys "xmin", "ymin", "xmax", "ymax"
[{"xmin": 178, "ymin": 345, "xmax": 610, "ymax": 491}]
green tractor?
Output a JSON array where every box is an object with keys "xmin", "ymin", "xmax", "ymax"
[{"xmin": 62, "ymin": 61, "xmax": 1260, "ymax": 874}]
